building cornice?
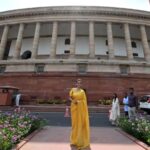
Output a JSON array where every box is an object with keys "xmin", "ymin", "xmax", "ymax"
[{"xmin": 0, "ymin": 6, "xmax": 150, "ymax": 21}]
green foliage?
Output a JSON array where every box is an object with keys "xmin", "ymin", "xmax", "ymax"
[
  {"xmin": 118, "ymin": 117, "xmax": 150, "ymax": 145},
  {"xmin": 29, "ymin": 117, "xmax": 47, "ymax": 133},
  {"xmin": 0, "ymin": 108, "xmax": 47, "ymax": 150},
  {"xmin": 37, "ymin": 99, "xmax": 66, "ymax": 104},
  {"xmin": 98, "ymin": 99, "xmax": 112, "ymax": 105}
]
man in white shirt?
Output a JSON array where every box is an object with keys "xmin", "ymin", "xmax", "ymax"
[{"xmin": 123, "ymin": 92, "xmax": 128, "ymax": 117}]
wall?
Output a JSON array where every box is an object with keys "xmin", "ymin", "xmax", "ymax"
[{"xmin": 0, "ymin": 72, "xmax": 149, "ymax": 103}]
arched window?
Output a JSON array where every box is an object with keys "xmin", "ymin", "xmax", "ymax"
[
  {"xmin": 131, "ymin": 41, "xmax": 137, "ymax": 48},
  {"xmin": 21, "ymin": 50, "xmax": 32, "ymax": 59},
  {"xmin": 65, "ymin": 38, "xmax": 70, "ymax": 45}
]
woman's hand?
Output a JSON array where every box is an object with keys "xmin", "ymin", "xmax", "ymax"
[
  {"xmin": 72, "ymin": 99, "xmax": 80, "ymax": 104},
  {"xmin": 74, "ymin": 100, "xmax": 78, "ymax": 105},
  {"xmin": 69, "ymin": 97, "xmax": 80, "ymax": 104}
]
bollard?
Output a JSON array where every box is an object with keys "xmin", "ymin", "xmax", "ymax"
[{"xmin": 64, "ymin": 106, "xmax": 70, "ymax": 117}]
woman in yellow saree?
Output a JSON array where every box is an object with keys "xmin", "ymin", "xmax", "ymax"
[{"xmin": 69, "ymin": 79, "xmax": 90, "ymax": 150}]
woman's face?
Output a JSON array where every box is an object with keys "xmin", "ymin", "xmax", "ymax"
[{"xmin": 75, "ymin": 80, "xmax": 81, "ymax": 88}]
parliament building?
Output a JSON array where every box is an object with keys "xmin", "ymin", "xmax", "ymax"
[{"xmin": 0, "ymin": 6, "xmax": 150, "ymax": 102}]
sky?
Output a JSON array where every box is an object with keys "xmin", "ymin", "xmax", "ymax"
[{"xmin": 0, "ymin": 0, "xmax": 150, "ymax": 12}]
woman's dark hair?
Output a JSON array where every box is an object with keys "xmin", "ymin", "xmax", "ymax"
[{"xmin": 113, "ymin": 93, "xmax": 117, "ymax": 99}]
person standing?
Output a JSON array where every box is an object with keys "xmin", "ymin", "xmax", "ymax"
[
  {"xmin": 123, "ymin": 92, "xmax": 128, "ymax": 117},
  {"xmin": 109, "ymin": 93, "xmax": 120, "ymax": 125},
  {"xmin": 128, "ymin": 88, "xmax": 138, "ymax": 120},
  {"xmin": 69, "ymin": 79, "xmax": 90, "ymax": 150},
  {"xmin": 15, "ymin": 90, "xmax": 21, "ymax": 107},
  {"xmin": 12, "ymin": 89, "xmax": 21, "ymax": 107}
]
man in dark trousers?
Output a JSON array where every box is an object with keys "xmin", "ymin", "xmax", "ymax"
[{"xmin": 128, "ymin": 88, "xmax": 138, "ymax": 120}]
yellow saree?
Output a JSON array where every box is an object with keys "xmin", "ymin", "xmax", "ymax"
[{"xmin": 70, "ymin": 88, "xmax": 90, "ymax": 149}]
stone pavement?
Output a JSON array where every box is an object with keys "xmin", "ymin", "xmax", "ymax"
[{"xmin": 19, "ymin": 126, "xmax": 146, "ymax": 150}]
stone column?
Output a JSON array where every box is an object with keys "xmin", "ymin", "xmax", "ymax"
[
  {"xmin": 89, "ymin": 21, "xmax": 95, "ymax": 58},
  {"xmin": 69, "ymin": 21, "xmax": 76, "ymax": 58},
  {"xmin": 124, "ymin": 23, "xmax": 133, "ymax": 60},
  {"xmin": 14, "ymin": 23, "xmax": 24, "ymax": 59},
  {"xmin": 107, "ymin": 22, "xmax": 114, "ymax": 59},
  {"xmin": 50, "ymin": 22, "xmax": 58, "ymax": 58},
  {"xmin": 0, "ymin": 25, "xmax": 9, "ymax": 60},
  {"xmin": 140, "ymin": 25, "xmax": 150, "ymax": 62},
  {"xmin": 31, "ymin": 22, "xmax": 41, "ymax": 59}
]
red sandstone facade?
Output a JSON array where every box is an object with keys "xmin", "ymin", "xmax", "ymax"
[{"xmin": 0, "ymin": 72, "xmax": 149, "ymax": 103}]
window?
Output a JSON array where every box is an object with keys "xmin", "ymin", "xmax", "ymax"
[
  {"xmin": 106, "ymin": 51, "xmax": 109, "ymax": 55},
  {"xmin": 133, "ymin": 53, "xmax": 138, "ymax": 57},
  {"xmin": 0, "ymin": 65, "xmax": 5, "ymax": 74},
  {"xmin": 35, "ymin": 64, "xmax": 45, "ymax": 73},
  {"xmin": 120, "ymin": 65, "xmax": 129, "ymax": 75},
  {"xmin": 21, "ymin": 50, "xmax": 32, "ymax": 59},
  {"xmin": 65, "ymin": 38, "xmax": 70, "ymax": 45},
  {"xmin": 64, "ymin": 50, "xmax": 70, "ymax": 54},
  {"xmin": 105, "ymin": 40, "xmax": 108, "ymax": 46},
  {"xmin": 77, "ymin": 63, "xmax": 87, "ymax": 74},
  {"xmin": 131, "ymin": 41, "xmax": 137, "ymax": 48}
]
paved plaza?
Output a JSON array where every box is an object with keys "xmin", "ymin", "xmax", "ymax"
[
  {"xmin": 18, "ymin": 126, "xmax": 146, "ymax": 150},
  {"xmin": 12, "ymin": 112, "xmax": 149, "ymax": 150}
]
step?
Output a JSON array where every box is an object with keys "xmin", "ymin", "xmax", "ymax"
[{"xmin": 0, "ymin": 105, "xmax": 124, "ymax": 113}]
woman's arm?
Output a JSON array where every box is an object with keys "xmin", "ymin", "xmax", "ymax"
[{"xmin": 69, "ymin": 97, "xmax": 78, "ymax": 104}]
